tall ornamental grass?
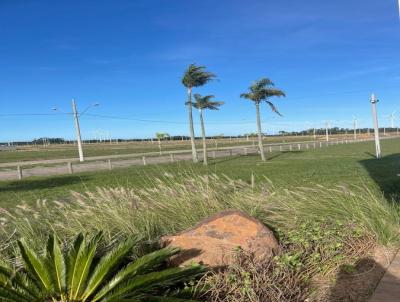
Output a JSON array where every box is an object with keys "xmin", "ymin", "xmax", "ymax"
[{"xmin": 0, "ymin": 172, "xmax": 399, "ymax": 262}]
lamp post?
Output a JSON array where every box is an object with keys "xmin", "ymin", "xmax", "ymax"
[
  {"xmin": 370, "ymin": 94, "xmax": 381, "ymax": 159},
  {"xmin": 352, "ymin": 116, "xmax": 358, "ymax": 140},
  {"xmin": 325, "ymin": 121, "xmax": 329, "ymax": 142}
]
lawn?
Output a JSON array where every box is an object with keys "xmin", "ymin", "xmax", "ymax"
[
  {"xmin": 1, "ymin": 137, "xmax": 399, "ymax": 208},
  {"xmin": 0, "ymin": 135, "xmax": 324, "ymax": 164}
]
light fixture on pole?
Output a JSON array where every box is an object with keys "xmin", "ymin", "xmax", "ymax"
[{"xmin": 370, "ymin": 94, "xmax": 381, "ymax": 159}]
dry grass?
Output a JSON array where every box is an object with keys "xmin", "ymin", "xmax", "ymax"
[{"xmin": 202, "ymin": 249, "xmax": 308, "ymax": 302}]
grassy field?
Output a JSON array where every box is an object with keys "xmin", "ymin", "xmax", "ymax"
[
  {"xmin": 0, "ymin": 135, "xmax": 341, "ymax": 163},
  {"xmin": 0, "ymin": 137, "xmax": 399, "ymax": 208}
]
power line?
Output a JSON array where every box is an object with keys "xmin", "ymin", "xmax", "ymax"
[
  {"xmin": 0, "ymin": 113, "xmax": 69, "ymax": 117},
  {"xmin": 83, "ymin": 113, "xmax": 256, "ymax": 125}
]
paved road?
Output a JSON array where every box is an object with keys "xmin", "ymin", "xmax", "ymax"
[
  {"xmin": 0, "ymin": 138, "xmax": 377, "ymax": 181},
  {"xmin": 369, "ymin": 250, "xmax": 400, "ymax": 301}
]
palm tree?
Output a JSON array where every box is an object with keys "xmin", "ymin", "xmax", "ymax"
[
  {"xmin": 192, "ymin": 94, "xmax": 224, "ymax": 165},
  {"xmin": 182, "ymin": 64, "xmax": 216, "ymax": 163},
  {"xmin": 0, "ymin": 233, "xmax": 206, "ymax": 302},
  {"xmin": 155, "ymin": 132, "xmax": 169, "ymax": 155},
  {"xmin": 240, "ymin": 78, "xmax": 285, "ymax": 161}
]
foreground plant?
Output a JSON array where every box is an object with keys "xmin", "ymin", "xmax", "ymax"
[{"xmin": 0, "ymin": 233, "xmax": 205, "ymax": 302}]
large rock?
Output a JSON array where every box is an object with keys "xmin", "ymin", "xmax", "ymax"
[{"xmin": 162, "ymin": 210, "xmax": 279, "ymax": 267}]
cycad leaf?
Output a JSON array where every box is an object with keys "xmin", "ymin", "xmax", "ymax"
[
  {"xmin": 46, "ymin": 235, "xmax": 66, "ymax": 294},
  {"xmin": 17, "ymin": 239, "xmax": 53, "ymax": 292},
  {"xmin": 92, "ymin": 247, "xmax": 181, "ymax": 302},
  {"xmin": 0, "ymin": 264, "xmax": 40, "ymax": 300},
  {"xmin": 71, "ymin": 232, "xmax": 102, "ymax": 300},
  {"xmin": 82, "ymin": 240, "xmax": 134, "ymax": 301},
  {"xmin": 0, "ymin": 283, "xmax": 33, "ymax": 302},
  {"xmin": 66, "ymin": 233, "xmax": 84, "ymax": 283},
  {"xmin": 100, "ymin": 266, "xmax": 206, "ymax": 302}
]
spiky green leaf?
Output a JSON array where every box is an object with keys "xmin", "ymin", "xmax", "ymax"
[
  {"xmin": 92, "ymin": 247, "xmax": 181, "ymax": 302},
  {"xmin": 82, "ymin": 240, "xmax": 134, "ymax": 301},
  {"xmin": 17, "ymin": 239, "xmax": 53, "ymax": 292}
]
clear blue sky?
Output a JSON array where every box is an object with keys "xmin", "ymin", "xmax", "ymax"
[{"xmin": 1, "ymin": 0, "xmax": 399, "ymax": 141}]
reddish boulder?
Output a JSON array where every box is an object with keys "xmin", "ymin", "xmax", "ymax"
[{"xmin": 162, "ymin": 210, "xmax": 279, "ymax": 267}]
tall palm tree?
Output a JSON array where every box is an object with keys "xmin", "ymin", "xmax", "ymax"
[
  {"xmin": 240, "ymin": 78, "xmax": 285, "ymax": 161},
  {"xmin": 182, "ymin": 64, "xmax": 216, "ymax": 163},
  {"xmin": 192, "ymin": 94, "xmax": 224, "ymax": 165}
]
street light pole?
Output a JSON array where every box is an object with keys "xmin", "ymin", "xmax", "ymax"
[
  {"xmin": 370, "ymin": 94, "xmax": 381, "ymax": 159},
  {"xmin": 72, "ymin": 99, "xmax": 84, "ymax": 162},
  {"xmin": 353, "ymin": 117, "xmax": 358, "ymax": 140},
  {"xmin": 325, "ymin": 121, "xmax": 329, "ymax": 142}
]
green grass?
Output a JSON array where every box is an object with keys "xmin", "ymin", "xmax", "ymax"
[
  {"xmin": 0, "ymin": 138, "xmax": 399, "ymax": 208},
  {"xmin": 0, "ymin": 135, "xmax": 316, "ymax": 163},
  {"xmin": 1, "ymin": 137, "xmax": 398, "ymax": 301}
]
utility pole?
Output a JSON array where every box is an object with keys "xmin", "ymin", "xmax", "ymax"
[
  {"xmin": 370, "ymin": 94, "xmax": 381, "ymax": 159},
  {"xmin": 353, "ymin": 117, "xmax": 358, "ymax": 140},
  {"xmin": 72, "ymin": 99, "xmax": 84, "ymax": 162},
  {"xmin": 325, "ymin": 121, "xmax": 329, "ymax": 142}
]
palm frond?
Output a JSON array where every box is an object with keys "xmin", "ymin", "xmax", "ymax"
[
  {"xmin": 250, "ymin": 78, "xmax": 274, "ymax": 92},
  {"xmin": 66, "ymin": 233, "xmax": 85, "ymax": 292},
  {"xmin": 240, "ymin": 93, "xmax": 256, "ymax": 102},
  {"xmin": 0, "ymin": 285, "xmax": 32, "ymax": 302},
  {"xmin": 17, "ymin": 239, "xmax": 53, "ymax": 292},
  {"xmin": 192, "ymin": 94, "xmax": 223, "ymax": 110},
  {"xmin": 82, "ymin": 240, "xmax": 134, "ymax": 301},
  {"xmin": 0, "ymin": 264, "xmax": 41, "ymax": 301},
  {"xmin": 182, "ymin": 64, "xmax": 216, "ymax": 88},
  {"xmin": 70, "ymin": 232, "xmax": 102, "ymax": 300},
  {"xmin": 265, "ymin": 101, "xmax": 283, "ymax": 116},
  {"xmin": 1, "ymin": 234, "xmax": 205, "ymax": 302},
  {"xmin": 46, "ymin": 234, "xmax": 66, "ymax": 294},
  {"xmin": 241, "ymin": 77, "xmax": 286, "ymax": 115},
  {"xmin": 92, "ymin": 247, "xmax": 181, "ymax": 302},
  {"xmin": 99, "ymin": 266, "xmax": 206, "ymax": 301}
]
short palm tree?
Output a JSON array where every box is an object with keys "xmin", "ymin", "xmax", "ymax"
[
  {"xmin": 192, "ymin": 94, "xmax": 224, "ymax": 166},
  {"xmin": 240, "ymin": 78, "xmax": 285, "ymax": 161},
  {"xmin": 182, "ymin": 64, "xmax": 216, "ymax": 163},
  {"xmin": 0, "ymin": 233, "xmax": 206, "ymax": 302},
  {"xmin": 155, "ymin": 132, "xmax": 169, "ymax": 155}
]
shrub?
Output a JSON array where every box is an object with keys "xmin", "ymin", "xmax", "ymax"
[{"xmin": 0, "ymin": 233, "xmax": 206, "ymax": 302}]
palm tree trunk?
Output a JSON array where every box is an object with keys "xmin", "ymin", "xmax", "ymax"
[
  {"xmin": 158, "ymin": 139, "xmax": 162, "ymax": 155},
  {"xmin": 187, "ymin": 88, "xmax": 198, "ymax": 163},
  {"xmin": 255, "ymin": 102, "xmax": 266, "ymax": 161},
  {"xmin": 199, "ymin": 109, "xmax": 207, "ymax": 165}
]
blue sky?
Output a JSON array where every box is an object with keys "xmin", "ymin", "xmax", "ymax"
[{"xmin": 0, "ymin": 0, "xmax": 399, "ymax": 141}]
